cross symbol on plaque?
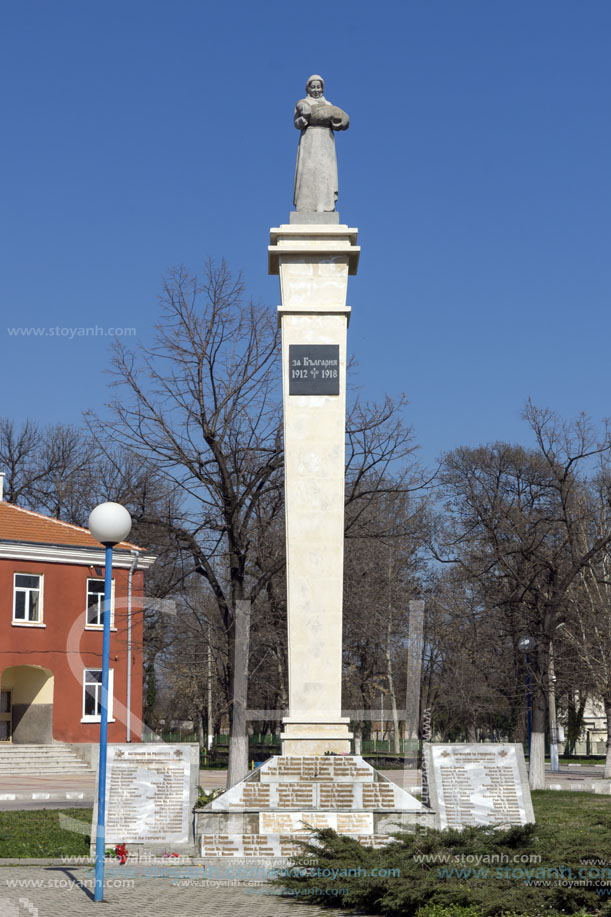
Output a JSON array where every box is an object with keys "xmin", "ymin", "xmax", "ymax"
[
  {"xmin": 440, "ymin": 751, "xmax": 450, "ymax": 758},
  {"xmin": 499, "ymin": 750, "xmax": 509, "ymax": 757},
  {"xmin": 310, "ymin": 368, "xmax": 319, "ymax": 378}
]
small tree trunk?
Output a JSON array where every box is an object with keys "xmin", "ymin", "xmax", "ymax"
[
  {"xmin": 276, "ymin": 649, "xmax": 288, "ymax": 710},
  {"xmin": 385, "ymin": 607, "xmax": 400, "ymax": 753},
  {"xmin": 566, "ymin": 693, "xmax": 587, "ymax": 755},
  {"xmin": 197, "ymin": 712, "xmax": 205, "ymax": 757},
  {"xmin": 604, "ymin": 698, "xmax": 611, "ymax": 779},
  {"xmin": 226, "ymin": 599, "xmax": 250, "ymax": 788},
  {"xmin": 387, "ymin": 664, "xmax": 400, "ymax": 753},
  {"xmin": 529, "ymin": 689, "xmax": 547, "ymax": 790},
  {"xmin": 207, "ymin": 626, "xmax": 214, "ymax": 751},
  {"xmin": 353, "ymin": 721, "xmax": 362, "ymax": 755}
]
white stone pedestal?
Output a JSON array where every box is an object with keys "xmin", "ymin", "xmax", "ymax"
[
  {"xmin": 269, "ymin": 222, "xmax": 359, "ymax": 755},
  {"xmin": 196, "ymin": 755, "xmax": 431, "ymax": 856}
]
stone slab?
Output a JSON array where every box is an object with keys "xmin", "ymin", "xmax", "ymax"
[
  {"xmin": 260, "ymin": 755, "xmax": 372, "ymax": 783},
  {"xmin": 424, "ymin": 743, "xmax": 534, "ymax": 830},
  {"xmin": 92, "ymin": 743, "xmax": 199, "ymax": 850},
  {"xmin": 289, "ymin": 211, "xmax": 340, "ymax": 224},
  {"xmin": 199, "ymin": 753, "xmax": 429, "ymax": 860},
  {"xmin": 593, "ymin": 779, "xmax": 611, "ymax": 794},
  {"xmin": 288, "ymin": 344, "xmax": 340, "ymax": 395},
  {"xmin": 259, "ymin": 811, "xmax": 374, "ymax": 835},
  {"xmin": 200, "ymin": 833, "xmax": 392, "ymax": 857},
  {"xmin": 206, "ymin": 756, "xmax": 426, "ymax": 812}
]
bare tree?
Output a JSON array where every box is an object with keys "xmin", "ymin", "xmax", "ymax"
[
  {"xmin": 435, "ymin": 403, "xmax": 611, "ymax": 788},
  {"xmin": 559, "ymin": 467, "xmax": 611, "ymax": 776},
  {"xmin": 89, "ymin": 260, "xmax": 284, "ymax": 786},
  {"xmin": 87, "ymin": 256, "xmax": 429, "ymax": 784},
  {"xmin": 422, "ymin": 569, "xmax": 520, "ymax": 744},
  {"xmin": 0, "ymin": 418, "xmax": 91, "ymax": 515},
  {"xmin": 343, "ymin": 486, "xmax": 428, "ymax": 752}
]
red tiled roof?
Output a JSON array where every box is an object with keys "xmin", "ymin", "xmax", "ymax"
[{"xmin": 0, "ymin": 502, "xmax": 142, "ymax": 550}]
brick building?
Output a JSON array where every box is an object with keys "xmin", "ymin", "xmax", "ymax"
[{"xmin": 0, "ymin": 482, "xmax": 154, "ymax": 747}]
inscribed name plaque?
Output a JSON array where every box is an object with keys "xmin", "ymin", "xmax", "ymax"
[
  {"xmin": 424, "ymin": 743, "xmax": 534, "ymax": 830},
  {"xmin": 259, "ymin": 811, "xmax": 374, "ymax": 835},
  {"xmin": 102, "ymin": 744, "xmax": 197, "ymax": 847},
  {"xmin": 289, "ymin": 344, "xmax": 340, "ymax": 395}
]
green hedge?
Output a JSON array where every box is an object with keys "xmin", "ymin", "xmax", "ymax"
[{"xmin": 273, "ymin": 792, "xmax": 611, "ymax": 917}]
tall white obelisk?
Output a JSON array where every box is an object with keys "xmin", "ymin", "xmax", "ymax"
[
  {"xmin": 197, "ymin": 82, "xmax": 430, "ymax": 861},
  {"xmin": 269, "ymin": 216, "xmax": 359, "ymax": 754}
]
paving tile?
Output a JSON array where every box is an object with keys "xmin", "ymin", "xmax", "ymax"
[{"xmin": 0, "ymin": 865, "xmax": 367, "ymax": 916}]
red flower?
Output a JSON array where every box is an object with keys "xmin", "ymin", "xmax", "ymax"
[{"xmin": 114, "ymin": 843, "xmax": 129, "ymax": 865}]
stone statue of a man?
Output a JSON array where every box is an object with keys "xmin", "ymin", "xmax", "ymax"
[{"xmin": 293, "ymin": 75, "xmax": 349, "ymax": 213}]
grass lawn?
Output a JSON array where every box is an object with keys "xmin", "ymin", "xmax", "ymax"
[
  {"xmin": 0, "ymin": 808, "xmax": 92, "ymax": 858},
  {"xmin": 531, "ymin": 788, "xmax": 611, "ymax": 838}
]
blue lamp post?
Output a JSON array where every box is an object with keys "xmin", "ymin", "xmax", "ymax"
[{"xmin": 88, "ymin": 502, "xmax": 132, "ymax": 903}]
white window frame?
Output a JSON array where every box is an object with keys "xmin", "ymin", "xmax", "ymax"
[
  {"xmin": 85, "ymin": 578, "xmax": 115, "ymax": 630},
  {"xmin": 12, "ymin": 573, "xmax": 44, "ymax": 626},
  {"xmin": 81, "ymin": 668, "xmax": 115, "ymax": 723}
]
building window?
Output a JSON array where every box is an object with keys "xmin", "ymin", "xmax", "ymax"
[
  {"xmin": 86, "ymin": 578, "xmax": 115, "ymax": 629},
  {"xmin": 13, "ymin": 574, "xmax": 42, "ymax": 624},
  {"xmin": 82, "ymin": 668, "xmax": 114, "ymax": 722}
]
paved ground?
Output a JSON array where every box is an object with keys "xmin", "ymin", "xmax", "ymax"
[
  {"xmin": 0, "ymin": 770, "xmax": 227, "ymax": 809},
  {"xmin": 0, "ymin": 763, "xmax": 606, "ymax": 810},
  {"xmin": 0, "ymin": 863, "xmax": 362, "ymax": 916}
]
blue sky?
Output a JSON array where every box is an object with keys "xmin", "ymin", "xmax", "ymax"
[{"xmin": 2, "ymin": 0, "xmax": 610, "ymax": 470}]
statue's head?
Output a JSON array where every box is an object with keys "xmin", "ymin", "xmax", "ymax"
[{"xmin": 306, "ymin": 75, "xmax": 324, "ymax": 99}]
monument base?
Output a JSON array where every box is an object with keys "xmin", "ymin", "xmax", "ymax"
[
  {"xmin": 196, "ymin": 754, "xmax": 434, "ymax": 858},
  {"xmin": 289, "ymin": 211, "xmax": 340, "ymax": 224},
  {"xmin": 280, "ymin": 718, "xmax": 353, "ymax": 756}
]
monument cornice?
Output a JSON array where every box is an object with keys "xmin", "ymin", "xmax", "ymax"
[
  {"xmin": 276, "ymin": 304, "xmax": 351, "ymax": 328},
  {"xmin": 268, "ymin": 224, "xmax": 360, "ymax": 275}
]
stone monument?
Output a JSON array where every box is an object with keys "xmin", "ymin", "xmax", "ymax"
[
  {"xmin": 196, "ymin": 76, "xmax": 432, "ymax": 857},
  {"xmin": 274, "ymin": 76, "xmax": 356, "ymax": 753},
  {"xmin": 91, "ymin": 743, "xmax": 199, "ymax": 855},
  {"xmin": 424, "ymin": 743, "xmax": 534, "ymax": 830},
  {"xmin": 196, "ymin": 754, "xmax": 430, "ymax": 856}
]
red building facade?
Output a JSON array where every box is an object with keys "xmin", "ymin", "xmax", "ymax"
[{"xmin": 0, "ymin": 499, "xmax": 154, "ymax": 745}]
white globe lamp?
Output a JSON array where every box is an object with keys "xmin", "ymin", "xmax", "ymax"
[{"xmin": 88, "ymin": 502, "xmax": 132, "ymax": 546}]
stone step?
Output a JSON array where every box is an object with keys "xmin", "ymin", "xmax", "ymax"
[
  {"xmin": 259, "ymin": 756, "xmax": 374, "ymax": 782},
  {"xmin": 0, "ymin": 744, "xmax": 94, "ymax": 773},
  {"xmin": 218, "ymin": 780, "xmax": 416, "ymax": 810},
  {"xmin": 0, "ymin": 749, "xmax": 89, "ymax": 757},
  {"xmin": 0, "ymin": 754, "xmax": 91, "ymax": 762},
  {"xmin": 0, "ymin": 765, "xmax": 92, "ymax": 774},
  {"xmin": 0, "ymin": 745, "xmax": 85, "ymax": 753},
  {"xmin": 0, "ymin": 752, "xmax": 89, "ymax": 761},
  {"xmin": 200, "ymin": 833, "xmax": 392, "ymax": 857}
]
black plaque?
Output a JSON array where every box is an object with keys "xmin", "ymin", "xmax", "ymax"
[{"xmin": 289, "ymin": 345, "xmax": 340, "ymax": 395}]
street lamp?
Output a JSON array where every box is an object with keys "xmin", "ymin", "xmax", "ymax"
[
  {"xmin": 548, "ymin": 625, "xmax": 566, "ymax": 774},
  {"xmin": 518, "ymin": 636, "xmax": 536, "ymax": 762},
  {"xmin": 88, "ymin": 502, "xmax": 132, "ymax": 903}
]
